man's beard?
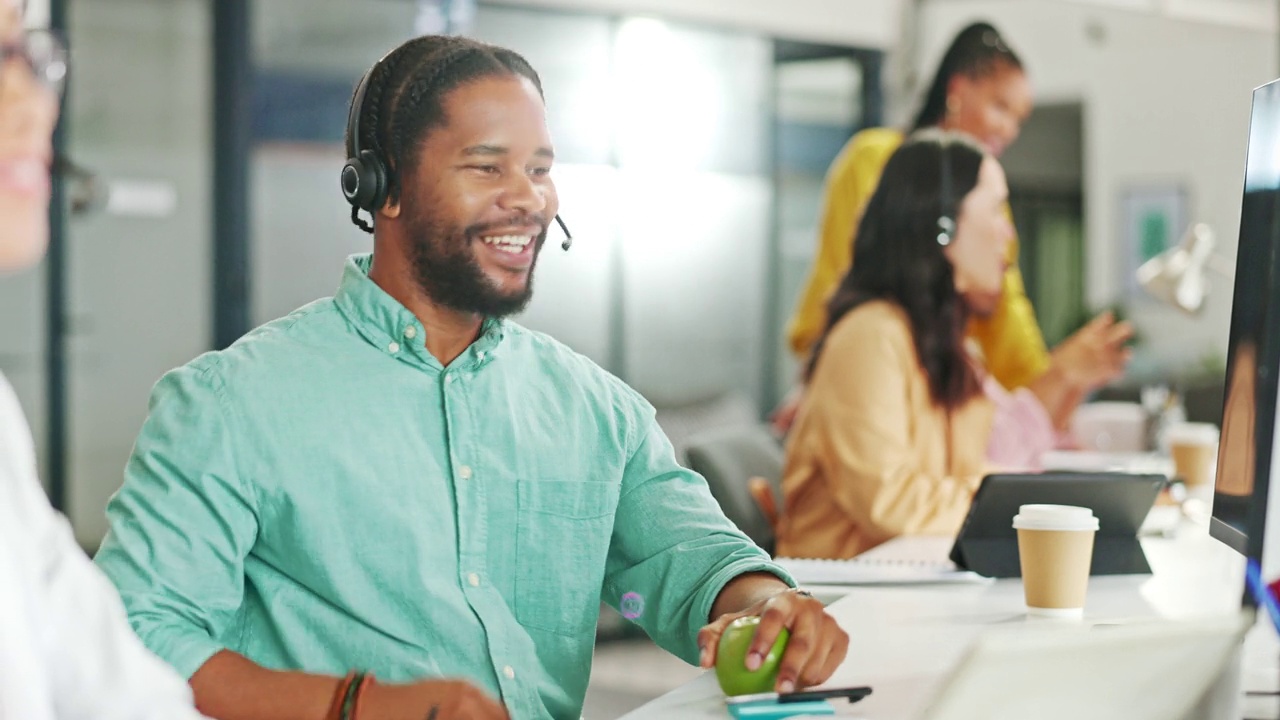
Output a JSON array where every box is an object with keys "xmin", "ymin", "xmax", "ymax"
[{"xmin": 403, "ymin": 207, "xmax": 547, "ymax": 318}]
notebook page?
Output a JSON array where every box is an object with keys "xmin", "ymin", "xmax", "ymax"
[
  {"xmin": 853, "ymin": 535, "xmax": 957, "ymax": 566},
  {"xmin": 776, "ymin": 536, "xmax": 989, "ymax": 585}
]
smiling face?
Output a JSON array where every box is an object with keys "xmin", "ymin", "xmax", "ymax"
[
  {"xmin": 944, "ymin": 156, "xmax": 1013, "ymax": 317},
  {"xmin": 0, "ymin": 0, "xmax": 59, "ymax": 273},
  {"xmin": 392, "ymin": 73, "xmax": 558, "ymax": 317},
  {"xmin": 943, "ymin": 61, "xmax": 1032, "ymax": 158}
]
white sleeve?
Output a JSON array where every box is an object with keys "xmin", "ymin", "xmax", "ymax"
[
  {"xmin": 0, "ymin": 374, "xmax": 209, "ymax": 720},
  {"xmin": 36, "ymin": 500, "xmax": 212, "ymax": 720}
]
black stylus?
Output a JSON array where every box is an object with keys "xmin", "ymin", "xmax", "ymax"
[
  {"xmin": 727, "ymin": 686, "xmax": 873, "ymax": 705},
  {"xmin": 777, "ymin": 686, "xmax": 872, "ymax": 704}
]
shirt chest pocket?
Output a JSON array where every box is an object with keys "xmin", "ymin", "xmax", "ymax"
[{"xmin": 514, "ymin": 479, "xmax": 620, "ymax": 637}]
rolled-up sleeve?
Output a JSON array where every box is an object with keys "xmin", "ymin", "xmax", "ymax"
[
  {"xmin": 94, "ymin": 362, "xmax": 259, "ymax": 679},
  {"xmin": 601, "ymin": 411, "xmax": 793, "ymax": 665}
]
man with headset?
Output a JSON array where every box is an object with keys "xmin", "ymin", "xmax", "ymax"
[{"xmin": 94, "ymin": 34, "xmax": 848, "ymax": 720}]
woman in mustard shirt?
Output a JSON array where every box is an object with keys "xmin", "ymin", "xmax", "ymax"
[
  {"xmin": 779, "ymin": 22, "xmax": 1129, "ymax": 430},
  {"xmin": 777, "ymin": 133, "xmax": 1129, "ymax": 559}
]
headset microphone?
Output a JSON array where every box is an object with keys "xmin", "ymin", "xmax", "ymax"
[
  {"xmin": 936, "ymin": 142, "xmax": 955, "ymax": 247},
  {"xmin": 54, "ymin": 154, "xmax": 107, "ymax": 216},
  {"xmin": 555, "ymin": 214, "xmax": 573, "ymax": 251}
]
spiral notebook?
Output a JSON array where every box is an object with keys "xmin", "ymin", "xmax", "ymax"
[{"xmin": 776, "ymin": 536, "xmax": 989, "ymax": 585}]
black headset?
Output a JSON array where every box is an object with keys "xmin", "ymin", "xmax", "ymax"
[
  {"xmin": 936, "ymin": 142, "xmax": 956, "ymax": 247},
  {"xmin": 340, "ymin": 58, "xmax": 574, "ymax": 250},
  {"xmin": 341, "ymin": 65, "xmax": 388, "ymax": 216}
]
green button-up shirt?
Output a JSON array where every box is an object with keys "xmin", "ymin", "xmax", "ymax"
[{"xmin": 94, "ymin": 254, "xmax": 789, "ymax": 720}]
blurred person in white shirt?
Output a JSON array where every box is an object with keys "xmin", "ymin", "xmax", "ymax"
[{"xmin": 0, "ymin": 0, "xmax": 208, "ymax": 717}]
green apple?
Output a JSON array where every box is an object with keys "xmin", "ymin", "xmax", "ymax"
[{"xmin": 714, "ymin": 615, "xmax": 791, "ymax": 696}]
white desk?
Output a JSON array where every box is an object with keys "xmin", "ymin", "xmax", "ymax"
[{"xmin": 622, "ymin": 523, "xmax": 1275, "ymax": 719}]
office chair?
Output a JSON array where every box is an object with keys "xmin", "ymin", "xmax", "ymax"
[{"xmin": 684, "ymin": 423, "xmax": 784, "ymax": 554}]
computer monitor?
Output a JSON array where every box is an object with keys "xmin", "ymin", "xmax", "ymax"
[{"xmin": 1210, "ymin": 78, "xmax": 1280, "ymax": 582}]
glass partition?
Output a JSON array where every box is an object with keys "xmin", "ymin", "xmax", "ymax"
[{"xmin": 61, "ymin": 0, "xmax": 212, "ymax": 544}]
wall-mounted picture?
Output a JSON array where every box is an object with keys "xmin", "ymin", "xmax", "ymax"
[{"xmin": 1121, "ymin": 184, "xmax": 1188, "ymax": 301}]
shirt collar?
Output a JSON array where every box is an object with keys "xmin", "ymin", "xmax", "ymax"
[{"xmin": 333, "ymin": 253, "xmax": 506, "ymax": 369}]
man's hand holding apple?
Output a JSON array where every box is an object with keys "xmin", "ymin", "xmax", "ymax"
[{"xmin": 697, "ymin": 587, "xmax": 848, "ymax": 695}]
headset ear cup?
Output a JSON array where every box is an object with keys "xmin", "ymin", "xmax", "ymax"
[
  {"xmin": 937, "ymin": 216, "xmax": 955, "ymax": 246},
  {"xmin": 359, "ymin": 149, "xmax": 389, "ymax": 212},
  {"xmin": 341, "ymin": 157, "xmax": 365, "ymax": 207},
  {"xmin": 340, "ymin": 151, "xmax": 388, "ymax": 213}
]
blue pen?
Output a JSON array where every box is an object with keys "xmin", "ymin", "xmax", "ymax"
[{"xmin": 1244, "ymin": 558, "xmax": 1280, "ymax": 633}]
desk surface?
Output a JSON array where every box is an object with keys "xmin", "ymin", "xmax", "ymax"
[{"xmin": 621, "ymin": 522, "xmax": 1261, "ymax": 720}]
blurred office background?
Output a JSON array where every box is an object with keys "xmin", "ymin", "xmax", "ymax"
[{"xmin": 1, "ymin": 0, "xmax": 1277, "ymax": 714}]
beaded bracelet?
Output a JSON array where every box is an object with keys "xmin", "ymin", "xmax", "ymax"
[
  {"xmin": 339, "ymin": 671, "xmax": 368, "ymax": 720},
  {"xmin": 348, "ymin": 672, "xmax": 376, "ymax": 720},
  {"xmin": 325, "ymin": 673, "xmax": 357, "ymax": 720}
]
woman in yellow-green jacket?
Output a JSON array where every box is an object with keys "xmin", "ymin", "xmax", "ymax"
[{"xmin": 785, "ymin": 22, "xmax": 1126, "ymax": 410}]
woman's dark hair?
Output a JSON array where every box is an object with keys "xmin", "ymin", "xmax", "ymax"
[
  {"xmin": 911, "ymin": 22, "xmax": 1023, "ymax": 132},
  {"xmin": 806, "ymin": 131, "xmax": 987, "ymax": 409},
  {"xmin": 345, "ymin": 35, "xmax": 543, "ymax": 233}
]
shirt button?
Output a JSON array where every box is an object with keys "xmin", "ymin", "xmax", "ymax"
[
  {"xmin": 477, "ymin": 351, "xmax": 486, "ymax": 361},
  {"xmin": 468, "ymin": 573, "xmax": 480, "ymax": 587},
  {"xmin": 446, "ymin": 375, "xmax": 456, "ymax": 384},
  {"xmin": 503, "ymin": 665, "xmax": 516, "ymax": 680},
  {"xmin": 458, "ymin": 465, "xmax": 473, "ymax": 480},
  {"xmin": 387, "ymin": 341, "xmax": 400, "ymax": 353},
  {"xmin": 403, "ymin": 326, "xmax": 417, "ymax": 340}
]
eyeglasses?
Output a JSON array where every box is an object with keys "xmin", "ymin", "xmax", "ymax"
[{"xmin": 0, "ymin": 29, "xmax": 67, "ymax": 98}]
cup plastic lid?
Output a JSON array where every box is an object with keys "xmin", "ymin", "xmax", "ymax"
[
  {"xmin": 1164, "ymin": 422, "xmax": 1219, "ymax": 444},
  {"xmin": 1012, "ymin": 504, "xmax": 1099, "ymax": 531}
]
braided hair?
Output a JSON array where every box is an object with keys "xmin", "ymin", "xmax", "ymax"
[
  {"xmin": 345, "ymin": 35, "xmax": 544, "ymax": 233},
  {"xmin": 910, "ymin": 22, "xmax": 1023, "ymax": 132}
]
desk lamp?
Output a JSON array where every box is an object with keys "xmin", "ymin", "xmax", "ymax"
[{"xmin": 1136, "ymin": 223, "xmax": 1231, "ymax": 313}]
